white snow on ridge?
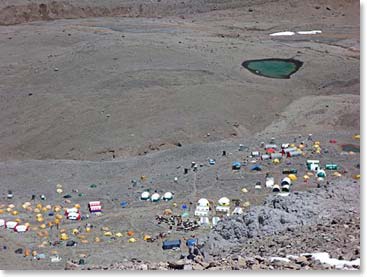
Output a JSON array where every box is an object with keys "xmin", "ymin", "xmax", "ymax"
[
  {"xmin": 269, "ymin": 31, "xmax": 295, "ymax": 36},
  {"xmin": 269, "ymin": 252, "xmax": 360, "ymax": 270},
  {"xmin": 270, "ymin": 30, "xmax": 322, "ymax": 36},
  {"xmin": 297, "ymin": 30, "xmax": 322, "ymax": 35}
]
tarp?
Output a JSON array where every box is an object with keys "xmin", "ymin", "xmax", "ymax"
[
  {"xmin": 186, "ymin": 238, "xmax": 198, "ymax": 247},
  {"xmin": 251, "ymin": 165, "xmax": 262, "ymax": 171},
  {"xmin": 120, "ymin": 201, "xmax": 128, "ymax": 208}
]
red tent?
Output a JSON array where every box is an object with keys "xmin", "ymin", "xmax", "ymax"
[{"xmin": 266, "ymin": 148, "xmax": 276, "ymax": 154}]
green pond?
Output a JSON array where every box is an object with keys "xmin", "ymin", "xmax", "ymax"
[
  {"xmin": 242, "ymin": 58, "xmax": 303, "ymax": 79},
  {"xmin": 341, "ymin": 144, "xmax": 360, "ymax": 153}
]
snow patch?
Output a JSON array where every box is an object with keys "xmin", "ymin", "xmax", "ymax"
[{"xmin": 269, "ymin": 31, "xmax": 295, "ymax": 36}]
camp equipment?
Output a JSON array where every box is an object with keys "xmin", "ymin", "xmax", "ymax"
[
  {"xmin": 325, "ymin": 164, "xmax": 338, "ymax": 170},
  {"xmin": 88, "ymin": 201, "xmax": 102, "ymax": 213},
  {"xmin": 270, "ymin": 153, "xmax": 282, "ymax": 160},
  {"xmin": 306, "ymin": 160, "xmax": 320, "ymax": 171},
  {"xmin": 251, "ymin": 165, "xmax": 262, "ymax": 171},
  {"xmin": 316, "ymin": 170, "xmax": 326, "ymax": 178},
  {"xmin": 282, "ymin": 168, "xmax": 298, "ymax": 174},
  {"xmin": 186, "ymin": 238, "xmax": 198, "ymax": 247},
  {"xmin": 288, "ymin": 174, "xmax": 297, "ymax": 182},
  {"xmin": 232, "ymin": 162, "xmax": 241, "ymax": 170},
  {"xmin": 265, "ymin": 176, "xmax": 274, "ymax": 188},
  {"xmin": 120, "ymin": 201, "xmax": 128, "ymax": 208},
  {"xmin": 261, "ymin": 154, "xmax": 270, "ymax": 160}
]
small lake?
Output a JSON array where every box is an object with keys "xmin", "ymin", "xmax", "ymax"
[{"xmin": 242, "ymin": 58, "xmax": 303, "ymax": 79}]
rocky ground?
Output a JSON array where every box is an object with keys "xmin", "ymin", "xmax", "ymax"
[{"xmin": 71, "ymin": 182, "xmax": 360, "ymax": 270}]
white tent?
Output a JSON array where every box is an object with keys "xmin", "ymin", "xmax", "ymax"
[
  {"xmin": 212, "ymin": 216, "xmax": 220, "ymax": 226},
  {"xmin": 67, "ymin": 212, "xmax": 80, "ymax": 220},
  {"xmin": 197, "ymin": 198, "xmax": 209, "ymax": 207},
  {"xmin": 141, "ymin": 191, "xmax": 150, "ymax": 200},
  {"xmin": 215, "ymin": 205, "xmax": 230, "ymax": 216},
  {"xmin": 14, "ymin": 225, "xmax": 29, "ymax": 232},
  {"xmin": 218, "ymin": 197, "xmax": 230, "ymax": 206},
  {"xmin": 0, "ymin": 219, "xmax": 5, "ymax": 227},
  {"xmin": 199, "ymin": 217, "xmax": 210, "ymax": 226},
  {"xmin": 5, "ymin": 221, "xmax": 18, "ymax": 229},
  {"xmin": 151, "ymin": 193, "xmax": 161, "ymax": 202},
  {"xmin": 163, "ymin": 192, "xmax": 173, "ymax": 201},
  {"xmin": 65, "ymin": 207, "xmax": 78, "ymax": 215},
  {"xmin": 232, "ymin": 207, "xmax": 243, "ymax": 215},
  {"xmin": 281, "ymin": 177, "xmax": 292, "ymax": 186},
  {"xmin": 272, "ymin": 184, "xmax": 281, "ymax": 192},
  {"xmin": 266, "ymin": 176, "xmax": 275, "ymax": 188}
]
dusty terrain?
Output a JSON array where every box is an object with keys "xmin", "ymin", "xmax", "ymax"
[{"xmin": 0, "ymin": 0, "xmax": 360, "ymax": 271}]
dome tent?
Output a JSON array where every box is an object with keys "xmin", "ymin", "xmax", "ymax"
[
  {"xmin": 218, "ymin": 197, "xmax": 230, "ymax": 206},
  {"xmin": 163, "ymin": 192, "xmax": 173, "ymax": 201},
  {"xmin": 197, "ymin": 198, "xmax": 209, "ymax": 207},
  {"xmin": 151, "ymin": 193, "xmax": 161, "ymax": 202},
  {"xmin": 141, "ymin": 191, "xmax": 150, "ymax": 201}
]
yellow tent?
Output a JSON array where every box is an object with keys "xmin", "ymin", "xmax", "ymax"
[
  {"xmin": 72, "ymin": 229, "xmax": 79, "ymax": 235},
  {"xmin": 241, "ymin": 188, "xmax": 248, "ymax": 193},
  {"xmin": 333, "ymin": 172, "xmax": 342, "ymax": 177},
  {"xmin": 60, "ymin": 233, "xmax": 69, "ymax": 240},
  {"xmin": 303, "ymin": 175, "xmax": 310, "ymax": 180},
  {"xmin": 353, "ymin": 134, "xmax": 360, "ymax": 140},
  {"xmin": 243, "ymin": 201, "xmax": 251, "ymax": 207},
  {"xmin": 115, "ymin": 232, "xmax": 123, "ymax": 238},
  {"xmin": 95, "ymin": 237, "xmax": 101, "ymax": 243},
  {"xmin": 272, "ymin": 158, "xmax": 280, "ymax": 165},
  {"xmin": 288, "ymin": 174, "xmax": 297, "ymax": 181},
  {"xmin": 143, "ymin": 235, "xmax": 151, "ymax": 241},
  {"xmin": 163, "ymin": 209, "xmax": 173, "ymax": 216},
  {"xmin": 128, "ymin": 238, "xmax": 137, "ymax": 243},
  {"xmin": 104, "ymin": 231, "xmax": 113, "ymax": 236}
]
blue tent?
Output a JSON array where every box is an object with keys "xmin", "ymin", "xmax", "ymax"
[
  {"xmin": 251, "ymin": 164, "xmax": 262, "ymax": 171},
  {"xmin": 120, "ymin": 201, "xmax": 128, "ymax": 208},
  {"xmin": 162, "ymin": 239, "xmax": 181, "ymax": 250},
  {"xmin": 232, "ymin": 162, "xmax": 241, "ymax": 170}
]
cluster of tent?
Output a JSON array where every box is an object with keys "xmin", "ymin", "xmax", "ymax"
[
  {"xmin": 140, "ymin": 191, "xmax": 174, "ymax": 202},
  {"xmin": 0, "ymin": 219, "xmax": 29, "ymax": 232}
]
